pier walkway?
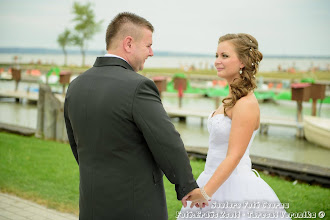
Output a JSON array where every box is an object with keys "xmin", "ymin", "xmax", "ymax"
[
  {"xmin": 0, "ymin": 192, "xmax": 77, "ymax": 220},
  {"xmin": 0, "ymin": 90, "xmax": 38, "ymax": 102},
  {"xmin": 164, "ymin": 106, "xmax": 304, "ymax": 135}
]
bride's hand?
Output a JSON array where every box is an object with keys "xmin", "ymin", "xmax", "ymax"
[
  {"xmin": 195, "ymin": 203, "xmax": 207, "ymax": 208},
  {"xmin": 185, "ymin": 188, "xmax": 209, "ymax": 208}
]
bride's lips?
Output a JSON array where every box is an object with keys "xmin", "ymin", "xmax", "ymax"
[{"xmin": 217, "ymin": 68, "xmax": 224, "ymax": 71}]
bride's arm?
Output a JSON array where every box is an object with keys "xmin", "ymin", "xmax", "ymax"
[{"xmin": 203, "ymin": 97, "xmax": 259, "ymax": 197}]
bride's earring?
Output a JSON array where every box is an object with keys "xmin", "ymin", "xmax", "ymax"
[{"xmin": 239, "ymin": 69, "xmax": 242, "ymax": 75}]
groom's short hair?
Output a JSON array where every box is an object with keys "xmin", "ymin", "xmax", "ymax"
[{"xmin": 105, "ymin": 12, "xmax": 154, "ymax": 50}]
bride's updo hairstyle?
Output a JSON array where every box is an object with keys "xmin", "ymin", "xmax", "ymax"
[{"xmin": 219, "ymin": 33, "xmax": 263, "ymax": 116}]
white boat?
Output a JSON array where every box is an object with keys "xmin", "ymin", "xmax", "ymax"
[{"xmin": 303, "ymin": 115, "xmax": 330, "ymax": 149}]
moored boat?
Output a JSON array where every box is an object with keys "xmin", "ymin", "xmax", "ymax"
[{"xmin": 303, "ymin": 115, "xmax": 330, "ymax": 149}]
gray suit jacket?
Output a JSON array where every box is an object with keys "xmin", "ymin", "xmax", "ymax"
[{"xmin": 64, "ymin": 57, "xmax": 198, "ymax": 220}]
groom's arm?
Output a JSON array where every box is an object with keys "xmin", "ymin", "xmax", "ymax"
[
  {"xmin": 64, "ymin": 97, "xmax": 79, "ymax": 165},
  {"xmin": 132, "ymin": 78, "xmax": 198, "ymax": 200}
]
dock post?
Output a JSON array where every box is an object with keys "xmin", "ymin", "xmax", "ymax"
[
  {"xmin": 36, "ymin": 84, "xmax": 48, "ymax": 138},
  {"xmin": 59, "ymin": 71, "xmax": 72, "ymax": 95},
  {"xmin": 152, "ymin": 76, "xmax": 167, "ymax": 100},
  {"xmin": 297, "ymin": 101, "xmax": 303, "ymax": 122},
  {"xmin": 310, "ymin": 84, "xmax": 326, "ymax": 116},
  {"xmin": 178, "ymin": 116, "xmax": 186, "ymax": 122},
  {"xmin": 291, "ymin": 83, "xmax": 311, "ymax": 138},
  {"xmin": 173, "ymin": 75, "xmax": 187, "ymax": 109},
  {"xmin": 178, "ymin": 85, "xmax": 183, "ymax": 108},
  {"xmin": 311, "ymin": 99, "xmax": 317, "ymax": 116},
  {"xmin": 36, "ymin": 83, "xmax": 68, "ymax": 142},
  {"xmin": 14, "ymin": 81, "xmax": 19, "ymax": 91},
  {"xmin": 296, "ymin": 101, "xmax": 304, "ymax": 138},
  {"xmin": 12, "ymin": 68, "xmax": 21, "ymax": 92}
]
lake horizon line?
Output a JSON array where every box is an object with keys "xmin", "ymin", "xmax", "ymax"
[{"xmin": 0, "ymin": 47, "xmax": 329, "ymax": 59}]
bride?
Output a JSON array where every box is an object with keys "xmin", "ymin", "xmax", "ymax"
[{"xmin": 177, "ymin": 33, "xmax": 290, "ymax": 219}]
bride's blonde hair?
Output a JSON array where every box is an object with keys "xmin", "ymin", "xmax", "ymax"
[{"xmin": 219, "ymin": 33, "xmax": 263, "ymax": 116}]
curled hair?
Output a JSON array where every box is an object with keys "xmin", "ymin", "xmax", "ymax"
[
  {"xmin": 219, "ymin": 33, "xmax": 263, "ymax": 116},
  {"xmin": 105, "ymin": 12, "xmax": 154, "ymax": 50}
]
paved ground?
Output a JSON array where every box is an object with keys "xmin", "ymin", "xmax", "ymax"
[{"xmin": 0, "ymin": 192, "xmax": 78, "ymax": 220}]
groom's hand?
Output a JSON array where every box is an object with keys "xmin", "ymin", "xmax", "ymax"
[
  {"xmin": 186, "ymin": 188, "xmax": 209, "ymax": 208},
  {"xmin": 181, "ymin": 194, "xmax": 190, "ymax": 208},
  {"xmin": 181, "ymin": 188, "xmax": 209, "ymax": 208},
  {"xmin": 181, "ymin": 188, "xmax": 198, "ymax": 208}
]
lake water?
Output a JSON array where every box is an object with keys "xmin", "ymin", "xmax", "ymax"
[
  {"xmin": 1, "ymin": 53, "xmax": 330, "ymax": 72},
  {"xmin": 1, "ymin": 80, "xmax": 330, "ymax": 169}
]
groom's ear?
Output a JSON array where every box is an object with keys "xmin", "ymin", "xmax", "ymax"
[{"xmin": 123, "ymin": 36, "xmax": 134, "ymax": 53}]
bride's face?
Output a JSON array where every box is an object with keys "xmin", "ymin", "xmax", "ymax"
[{"xmin": 214, "ymin": 41, "xmax": 244, "ymax": 82}]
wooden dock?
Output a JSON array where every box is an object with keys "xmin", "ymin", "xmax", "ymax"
[
  {"xmin": 259, "ymin": 116, "xmax": 304, "ymax": 137},
  {"xmin": 0, "ymin": 90, "xmax": 304, "ymax": 136},
  {"xmin": 0, "ymin": 90, "xmax": 38, "ymax": 102},
  {"xmin": 165, "ymin": 107, "xmax": 210, "ymax": 126},
  {"xmin": 0, "ymin": 122, "xmax": 35, "ymax": 136},
  {"xmin": 185, "ymin": 145, "xmax": 330, "ymax": 186},
  {"xmin": 164, "ymin": 106, "xmax": 304, "ymax": 136}
]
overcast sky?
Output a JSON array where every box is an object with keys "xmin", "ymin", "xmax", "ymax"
[{"xmin": 0, "ymin": 0, "xmax": 329, "ymax": 56}]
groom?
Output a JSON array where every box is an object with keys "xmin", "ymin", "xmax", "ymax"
[{"xmin": 64, "ymin": 12, "xmax": 198, "ymax": 219}]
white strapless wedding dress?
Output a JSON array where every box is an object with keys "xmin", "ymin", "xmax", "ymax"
[{"xmin": 177, "ymin": 113, "xmax": 290, "ymax": 220}]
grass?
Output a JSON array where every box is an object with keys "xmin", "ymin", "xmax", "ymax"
[
  {"xmin": 0, "ymin": 132, "xmax": 329, "ymax": 219},
  {"xmin": 0, "ymin": 132, "xmax": 79, "ymax": 214}
]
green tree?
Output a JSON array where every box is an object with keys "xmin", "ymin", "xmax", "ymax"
[
  {"xmin": 71, "ymin": 2, "xmax": 102, "ymax": 67},
  {"xmin": 57, "ymin": 29, "xmax": 71, "ymax": 66}
]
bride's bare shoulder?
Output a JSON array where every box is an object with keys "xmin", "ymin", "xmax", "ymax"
[{"xmin": 233, "ymin": 93, "xmax": 259, "ymax": 118}]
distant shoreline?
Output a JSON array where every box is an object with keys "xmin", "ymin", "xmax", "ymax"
[{"xmin": 0, "ymin": 47, "xmax": 329, "ymax": 59}]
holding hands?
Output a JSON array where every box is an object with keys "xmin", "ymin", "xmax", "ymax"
[{"xmin": 181, "ymin": 186, "xmax": 211, "ymax": 208}]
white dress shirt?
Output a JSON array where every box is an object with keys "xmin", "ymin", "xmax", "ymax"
[{"xmin": 103, "ymin": 54, "xmax": 132, "ymax": 69}]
